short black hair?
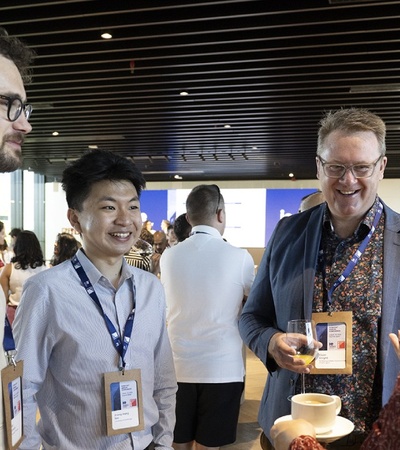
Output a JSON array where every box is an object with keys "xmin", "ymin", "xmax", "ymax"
[
  {"xmin": 186, "ymin": 184, "xmax": 222, "ymax": 224},
  {"xmin": 0, "ymin": 27, "xmax": 36, "ymax": 84},
  {"xmin": 173, "ymin": 213, "xmax": 192, "ymax": 242},
  {"xmin": 62, "ymin": 150, "xmax": 146, "ymax": 211}
]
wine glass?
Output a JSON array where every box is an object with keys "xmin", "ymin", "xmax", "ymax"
[{"xmin": 286, "ymin": 319, "xmax": 318, "ymax": 394}]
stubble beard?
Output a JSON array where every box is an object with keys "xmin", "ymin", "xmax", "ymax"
[{"xmin": 0, "ymin": 134, "xmax": 23, "ymax": 172}]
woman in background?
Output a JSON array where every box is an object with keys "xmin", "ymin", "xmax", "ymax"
[
  {"xmin": 0, "ymin": 230, "xmax": 47, "ymax": 325},
  {"xmin": 50, "ymin": 232, "xmax": 80, "ymax": 266},
  {"xmin": 0, "ymin": 221, "xmax": 9, "ymax": 268}
]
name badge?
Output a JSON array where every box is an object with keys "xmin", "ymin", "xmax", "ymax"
[
  {"xmin": 104, "ymin": 369, "xmax": 144, "ymax": 436},
  {"xmin": 311, "ymin": 311, "xmax": 353, "ymax": 375},
  {"xmin": 1, "ymin": 361, "xmax": 24, "ymax": 450}
]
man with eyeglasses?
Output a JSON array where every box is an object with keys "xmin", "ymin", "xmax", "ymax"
[
  {"xmin": 240, "ymin": 108, "xmax": 400, "ymax": 450},
  {"xmin": 0, "ymin": 28, "xmax": 35, "ymax": 449},
  {"xmin": 0, "ymin": 29, "xmax": 34, "ymax": 172},
  {"xmin": 160, "ymin": 184, "xmax": 255, "ymax": 450}
]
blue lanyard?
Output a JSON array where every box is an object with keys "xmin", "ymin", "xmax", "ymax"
[
  {"xmin": 3, "ymin": 316, "xmax": 17, "ymax": 366},
  {"xmin": 322, "ymin": 201, "xmax": 383, "ymax": 308},
  {"xmin": 71, "ymin": 255, "xmax": 135, "ymax": 369}
]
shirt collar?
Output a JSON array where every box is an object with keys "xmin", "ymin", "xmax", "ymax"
[
  {"xmin": 323, "ymin": 196, "xmax": 381, "ymax": 239},
  {"xmin": 190, "ymin": 225, "xmax": 222, "ymax": 238},
  {"xmin": 75, "ymin": 248, "xmax": 134, "ymax": 287}
]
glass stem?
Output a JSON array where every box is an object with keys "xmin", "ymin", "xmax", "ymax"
[{"xmin": 301, "ymin": 373, "xmax": 306, "ymax": 394}]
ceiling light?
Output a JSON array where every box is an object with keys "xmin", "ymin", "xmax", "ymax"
[
  {"xmin": 88, "ymin": 145, "xmax": 98, "ymax": 149},
  {"xmin": 101, "ymin": 32, "xmax": 112, "ymax": 39},
  {"xmin": 252, "ymin": 146, "xmax": 258, "ymax": 150},
  {"xmin": 180, "ymin": 91, "xmax": 189, "ymax": 96},
  {"xmin": 224, "ymin": 124, "xmax": 231, "ymax": 128},
  {"xmin": 289, "ymin": 173, "xmax": 294, "ymax": 178},
  {"xmin": 174, "ymin": 175, "xmax": 183, "ymax": 180},
  {"xmin": 52, "ymin": 131, "xmax": 59, "ymax": 136}
]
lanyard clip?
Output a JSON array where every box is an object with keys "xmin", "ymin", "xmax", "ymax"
[
  {"xmin": 119, "ymin": 358, "xmax": 126, "ymax": 375},
  {"xmin": 5, "ymin": 350, "xmax": 17, "ymax": 367}
]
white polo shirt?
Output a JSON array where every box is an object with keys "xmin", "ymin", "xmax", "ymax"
[{"xmin": 160, "ymin": 225, "xmax": 255, "ymax": 383}]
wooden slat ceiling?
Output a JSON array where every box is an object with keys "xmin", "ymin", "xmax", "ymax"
[{"xmin": 2, "ymin": 0, "xmax": 400, "ymax": 182}]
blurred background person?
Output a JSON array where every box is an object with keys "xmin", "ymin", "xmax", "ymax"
[
  {"xmin": 0, "ymin": 221, "xmax": 9, "ymax": 267},
  {"xmin": 0, "ymin": 230, "xmax": 47, "ymax": 325},
  {"xmin": 9, "ymin": 228, "xmax": 22, "ymax": 252},
  {"xmin": 161, "ymin": 219, "xmax": 171, "ymax": 234},
  {"xmin": 125, "ymin": 228, "xmax": 154, "ymax": 271},
  {"xmin": 140, "ymin": 228, "xmax": 155, "ymax": 247},
  {"xmin": 299, "ymin": 190, "xmax": 325, "ymax": 213},
  {"xmin": 143, "ymin": 219, "xmax": 155, "ymax": 234},
  {"xmin": 151, "ymin": 230, "xmax": 168, "ymax": 276},
  {"xmin": 173, "ymin": 213, "xmax": 192, "ymax": 243},
  {"xmin": 166, "ymin": 224, "xmax": 178, "ymax": 247},
  {"xmin": 50, "ymin": 232, "xmax": 81, "ymax": 267}
]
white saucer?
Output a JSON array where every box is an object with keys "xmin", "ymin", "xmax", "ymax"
[{"xmin": 274, "ymin": 415, "xmax": 355, "ymax": 444}]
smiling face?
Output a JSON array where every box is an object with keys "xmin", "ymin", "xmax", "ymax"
[
  {"xmin": 67, "ymin": 179, "xmax": 142, "ymax": 265},
  {"xmin": 316, "ymin": 130, "xmax": 387, "ymax": 236},
  {"xmin": 0, "ymin": 55, "xmax": 32, "ymax": 172}
]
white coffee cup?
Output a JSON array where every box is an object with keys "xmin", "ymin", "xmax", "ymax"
[{"xmin": 291, "ymin": 393, "xmax": 342, "ymax": 434}]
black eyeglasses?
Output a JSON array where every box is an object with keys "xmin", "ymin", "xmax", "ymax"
[
  {"xmin": 0, "ymin": 94, "xmax": 32, "ymax": 122},
  {"xmin": 212, "ymin": 184, "xmax": 222, "ymax": 214},
  {"xmin": 318, "ymin": 155, "xmax": 383, "ymax": 179}
]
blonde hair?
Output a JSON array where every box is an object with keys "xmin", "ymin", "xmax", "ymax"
[{"xmin": 317, "ymin": 108, "xmax": 386, "ymax": 156}]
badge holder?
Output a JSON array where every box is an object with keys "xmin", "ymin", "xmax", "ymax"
[
  {"xmin": 311, "ymin": 311, "xmax": 353, "ymax": 375},
  {"xmin": 2, "ymin": 352, "xmax": 24, "ymax": 450},
  {"xmin": 104, "ymin": 369, "xmax": 144, "ymax": 436}
]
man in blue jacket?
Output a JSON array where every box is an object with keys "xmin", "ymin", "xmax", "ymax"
[{"xmin": 239, "ymin": 108, "xmax": 400, "ymax": 450}]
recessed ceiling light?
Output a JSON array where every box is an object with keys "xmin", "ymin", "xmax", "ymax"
[
  {"xmin": 52, "ymin": 131, "xmax": 59, "ymax": 136},
  {"xmin": 224, "ymin": 124, "xmax": 231, "ymax": 128},
  {"xmin": 180, "ymin": 91, "xmax": 189, "ymax": 96},
  {"xmin": 101, "ymin": 32, "xmax": 112, "ymax": 39},
  {"xmin": 252, "ymin": 146, "xmax": 258, "ymax": 150},
  {"xmin": 174, "ymin": 174, "xmax": 183, "ymax": 180},
  {"xmin": 289, "ymin": 173, "xmax": 294, "ymax": 178},
  {"xmin": 88, "ymin": 145, "xmax": 98, "ymax": 149}
]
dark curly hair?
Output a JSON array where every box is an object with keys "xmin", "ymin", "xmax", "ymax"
[
  {"xmin": 50, "ymin": 232, "xmax": 80, "ymax": 266},
  {"xmin": 0, "ymin": 27, "xmax": 36, "ymax": 84},
  {"xmin": 11, "ymin": 230, "xmax": 45, "ymax": 270}
]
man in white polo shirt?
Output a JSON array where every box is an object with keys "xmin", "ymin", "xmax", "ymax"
[{"xmin": 160, "ymin": 184, "xmax": 255, "ymax": 450}]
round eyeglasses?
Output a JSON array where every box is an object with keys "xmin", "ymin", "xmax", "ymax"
[
  {"xmin": 0, "ymin": 94, "xmax": 32, "ymax": 122},
  {"xmin": 318, "ymin": 155, "xmax": 383, "ymax": 179}
]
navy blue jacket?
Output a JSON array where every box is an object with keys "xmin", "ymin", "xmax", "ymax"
[{"xmin": 239, "ymin": 199, "xmax": 400, "ymax": 443}]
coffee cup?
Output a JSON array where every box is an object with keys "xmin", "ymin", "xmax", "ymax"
[{"xmin": 291, "ymin": 393, "xmax": 341, "ymax": 434}]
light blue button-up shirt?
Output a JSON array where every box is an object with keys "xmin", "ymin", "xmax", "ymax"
[{"xmin": 14, "ymin": 249, "xmax": 177, "ymax": 450}]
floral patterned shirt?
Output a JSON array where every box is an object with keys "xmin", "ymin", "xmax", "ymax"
[{"xmin": 304, "ymin": 197, "xmax": 384, "ymax": 434}]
